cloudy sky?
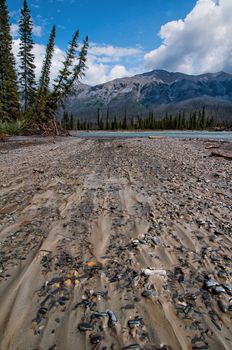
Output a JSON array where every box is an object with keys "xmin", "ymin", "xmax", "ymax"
[{"xmin": 8, "ymin": 0, "xmax": 232, "ymax": 85}]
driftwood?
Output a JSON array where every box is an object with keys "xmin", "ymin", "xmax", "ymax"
[
  {"xmin": 205, "ymin": 144, "xmax": 220, "ymax": 149},
  {"xmin": 53, "ymin": 118, "xmax": 60, "ymax": 136},
  {"xmin": 148, "ymin": 136, "xmax": 165, "ymax": 139},
  {"xmin": 211, "ymin": 150, "xmax": 232, "ymax": 160},
  {"xmin": 28, "ymin": 119, "xmax": 68, "ymax": 136}
]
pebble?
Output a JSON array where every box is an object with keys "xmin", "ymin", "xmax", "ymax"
[
  {"xmin": 107, "ymin": 310, "xmax": 117, "ymax": 327},
  {"xmin": 33, "ymin": 168, "xmax": 44, "ymax": 174},
  {"xmin": 92, "ymin": 311, "xmax": 108, "ymax": 318},
  {"xmin": 122, "ymin": 344, "xmax": 140, "ymax": 349},
  {"xmin": 142, "ymin": 268, "xmax": 167, "ymax": 277},
  {"xmin": 78, "ymin": 322, "xmax": 94, "ymax": 331},
  {"xmin": 204, "ymin": 279, "xmax": 218, "ymax": 289},
  {"xmin": 223, "ymin": 284, "xmax": 232, "ymax": 293},
  {"xmin": 141, "ymin": 290, "xmax": 153, "ymax": 298},
  {"xmin": 128, "ymin": 319, "xmax": 142, "ymax": 328},
  {"xmin": 38, "ymin": 307, "xmax": 48, "ymax": 315},
  {"xmin": 185, "ymin": 293, "xmax": 197, "ymax": 301},
  {"xmin": 211, "ymin": 285, "xmax": 225, "ymax": 295},
  {"xmin": 218, "ymin": 300, "xmax": 228, "ymax": 313},
  {"xmin": 151, "ymin": 237, "xmax": 161, "ymax": 245},
  {"xmin": 90, "ymin": 334, "xmax": 102, "ymax": 344}
]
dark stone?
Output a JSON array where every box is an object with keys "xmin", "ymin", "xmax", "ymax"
[
  {"xmin": 141, "ymin": 290, "xmax": 153, "ymax": 298},
  {"xmin": 90, "ymin": 334, "xmax": 102, "ymax": 344},
  {"xmin": 211, "ymin": 285, "xmax": 225, "ymax": 295},
  {"xmin": 128, "ymin": 319, "xmax": 142, "ymax": 328},
  {"xmin": 218, "ymin": 300, "xmax": 228, "ymax": 313},
  {"xmin": 122, "ymin": 344, "xmax": 140, "ymax": 349},
  {"xmin": 78, "ymin": 322, "xmax": 94, "ymax": 331},
  {"xmin": 38, "ymin": 307, "xmax": 48, "ymax": 315},
  {"xmin": 107, "ymin": 310, "xmax": 117, "ymax": 327},
  {"xmin": 203, "ymin": 279, "xmax": 218, "ymax": 290}
]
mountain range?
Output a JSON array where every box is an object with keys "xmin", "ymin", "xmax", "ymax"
[{"xmin": 64, "ymin": 70, "xmax": 232, "ymax": 122}]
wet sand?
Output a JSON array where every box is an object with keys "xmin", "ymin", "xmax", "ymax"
[{"xmin": 0, "ymin": 137, "xmax": 231, "ymax": 350}]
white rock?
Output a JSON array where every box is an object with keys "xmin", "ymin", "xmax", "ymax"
[{"xmin": 142, "ymin": 268, "xmax": 167, "ymax": 277}]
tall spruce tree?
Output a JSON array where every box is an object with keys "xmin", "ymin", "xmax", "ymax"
[
  {"xmin": 106, "ymin": 106, "xmax": 109, "ymax": 130},
  {"xmin": 56, "ymin": 36, "xmax": 88, "ymax": 101},
  {"xmin": 41, "ymin": 33, "xmax": 88, "ymax": 120},
  {"xmin": 52, "ymin": 30, "xmax": 79, "ymax": 100},
  {"xmin": 0, "ymin": 0, "xmax": 19, "ymax": 121},
  {"xmin": 35, "ymin": 25, "xmax": 56, "ymax": 120},
  {"xmin": 18, "ymin": 0, "xmax": 36, "ymax": 113}
]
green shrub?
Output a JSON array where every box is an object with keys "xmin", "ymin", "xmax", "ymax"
[{"xmin": 0, "ymin": 120, "xmax": 28, "ymax": 135}]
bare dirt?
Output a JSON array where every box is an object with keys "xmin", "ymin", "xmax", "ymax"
[{"xmin": 0, "ymin": 137, "xmax": 231, "ymax": 350}]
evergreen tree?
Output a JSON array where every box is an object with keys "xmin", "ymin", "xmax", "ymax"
[
  {"xmin": 192, "ymin": 111, "xmax": 197, "ymax": 129},
  {"xmin": 61, "ymin": 110, "xmax": 69, "ymax": 129},
  {"xmin": 99, "ymin": 117, "xmax": 104, "ymax": 130},
  {"xmin": 70, "ymin": 112, "xmax": 74, "ymax": 130},
  {"xmin": 106, "ymin": 106, "xmax": 109, "ymax": 130},
  {"xmin": 209, "ymin": 116, "xmax": 214, "ymax": 128},
  {"xmin": 201, "ymin": 106, "xmax": 206, "ymax": 129},
  {"xmin": 51, "ymin": 30, "xmax": 79, "ymax": 104},
  {"xmin": 112, "ymin": 115, "xmax": 118, "ymax": 130},
  {"xmin": 0, "ymin": 0, "xmax": 19, "ymax": 121},
  {"xmin": 18, "ymin": 0, "xmax": 36, "ymax": 113},
  {"xmin": 181, "ymin": 112, "xmax": 186, "ymax": 129},
  {"xmin": 130, "ymin": 116, "xmax": 134, "ymax": 129},
  {"xmin": 56, "ymin": 37, "xmax": 88, "ymax": 101},
  {"xmin": 35, "ymin": 25, "xmax": 56, "ymax": 120},
  {"xmin": 122, "ymin": 108, "xmax": 127, "ymax": 129},
  {"xmin": 197, "ymin": 110, "xmax": 202, "ymax": 129},
  {"xmin": 97, "ymin": 108, "xmax": 100, "ymax": 129},
  {"xmin": 46, "ymin": 36, "xmax": 88, "ymax": 118},
  {"xmin": 168, "ymin": 114, "xmax": 173, "ymax": 129}
]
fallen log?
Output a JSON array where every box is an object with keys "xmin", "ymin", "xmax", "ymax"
[{"xmin": 211, "ymin": 150, "xmax": 232, "ymax": 160}]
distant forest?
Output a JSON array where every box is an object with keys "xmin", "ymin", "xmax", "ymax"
[{"xmin": 61, "ymin": 106, "xmax": 231, "ymax": 131}]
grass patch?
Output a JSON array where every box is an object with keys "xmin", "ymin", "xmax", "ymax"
[{"xmin": 0, "ymin": 120, "xmax": 29, "ymax": 136}]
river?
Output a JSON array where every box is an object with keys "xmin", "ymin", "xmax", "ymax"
[{"xmin": 72, "ymin": 130, "xmax": 232, "ymax": 140}]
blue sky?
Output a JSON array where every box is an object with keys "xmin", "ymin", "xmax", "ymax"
[
  {"xmin": 8, "ymin": 0, "xmax": 232, "ymax": 85},
  {"xmin": 9, "ymin": 0, "xmax": 196, "ymax": 50}
]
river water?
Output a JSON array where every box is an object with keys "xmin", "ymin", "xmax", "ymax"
[{"xmin": 73, "ymin": 131, "xmax": 232, "ymax": 140}]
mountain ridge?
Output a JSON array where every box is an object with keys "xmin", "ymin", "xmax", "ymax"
[{"xmin": 65, "ymin": 69, "xmax": 232, "ymax": 122}]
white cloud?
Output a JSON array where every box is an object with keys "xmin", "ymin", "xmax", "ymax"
[
  {"xmin": 13, "ymin": 39, "xmax": 64, "ymax": 83},
  {"xmin": 33, "ymin": 25, "xmax": 43, "ymax": 37},
  {"xmin": 80, "ymin": 43, "xmax": 143, "ymax": 85},
  {"xmin": 108, "ymin": 65, "xmax": 130, "ymax": 80},
  {"xmin": 31, "ymin": 4, "xmax": 40, "ymax": 9},
  {"xmin": 11, "ymin": 23, "xmax": 43, "ymax": 38},
  {"xmin": 12, "ymin": 40, "xmax": 139, "ymax": 86},
  {"xmin": 83, "ymin": 56, "xmax": 137, "ymax": 86},
  {"xmin": 144, "ymin": 0, "xmax": 232, "ymax": 74},
  {"xmin": 10, "ymin": 24, "xmax": 19, "ymax": 37},
  {"xmin": 89, "ymin": 44, "xmax": 142, "ymax": 61}
]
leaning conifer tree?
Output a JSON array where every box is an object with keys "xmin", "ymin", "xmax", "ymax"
[
  {"xmin": 46, "ymin": 35, "xmax": 89, "ymax": 116},
  {"xmin": 52, "ymin": 30, "xmax": 80, "ymax": 99},
  {"xmin": 0, "ymin": 0, "xmax": 20, "ymax": 121},
  {"xmin": 35, "ymin": 25, "xmax": 56, "ymax": 121},
  {"xmin": 31, "ymin": 17, "xmax": 88, "ymax": 123},
  {"xmin": 63, "ymin": 36, "xmax": 89, "ymax": 96},
  {"xmin": 18, "ymin": 0, "xmax": 36, "ymax": 113}
]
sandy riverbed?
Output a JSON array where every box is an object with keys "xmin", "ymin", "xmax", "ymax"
[{"xmin": 0, "ymin": 137, "xmax": 232, "ymax": 350}]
